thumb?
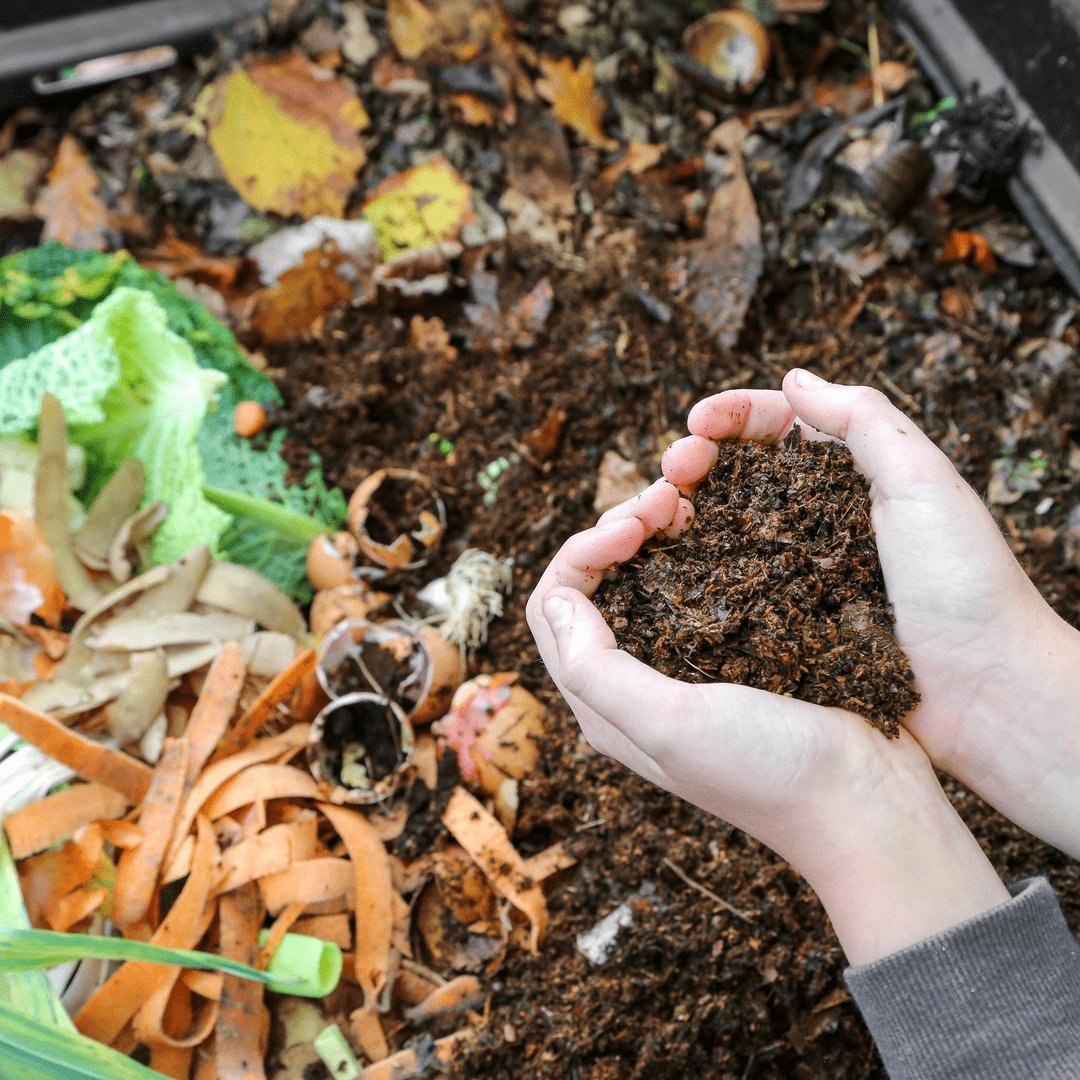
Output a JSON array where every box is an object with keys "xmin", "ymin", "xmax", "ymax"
[{"xmin": 781, "ymin": 369, "xmax": 954, "ymax": 492}]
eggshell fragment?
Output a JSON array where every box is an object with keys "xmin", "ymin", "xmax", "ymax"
[{"xmin": 306, "ymin": 532, "xmax": 360, "ymax": 592}]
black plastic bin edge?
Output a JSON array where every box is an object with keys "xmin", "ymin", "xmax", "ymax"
[
  {"xmin": 892, "ymin": 0, "xmax": 1080, "ymax": 298},
  {"xmin": 0, "ymin": 0, "xmax": 270, "ymax": 109}
]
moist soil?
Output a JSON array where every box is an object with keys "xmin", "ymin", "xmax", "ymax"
[
  {"xmin": 593, "ymin": 437, "xmax": 920, "ymax": 737},
  {"xmin": 10, "ymin": 0, "xmax": 1080, "ymax": 1076}
]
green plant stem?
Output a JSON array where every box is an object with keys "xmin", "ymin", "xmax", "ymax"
[{"xmin": 203, "ymin": 485, "xmax": 328, "ymax": 543}]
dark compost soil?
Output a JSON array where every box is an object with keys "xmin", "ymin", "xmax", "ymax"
[
  {"xmin": 8, "ymin": 0, "xmax": 1080, "ymax": 1076},
  {"xmin": 592, "ymin": 437, "xmax": 920, "ymax": 736}
]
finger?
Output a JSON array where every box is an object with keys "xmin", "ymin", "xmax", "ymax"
[
  {"xmin": 595, "ymin": 478, "xmax": 681, "ymax": 535},
  {"xmin": 781, "ymin": 369, "xmax": 956, "ymax": 494},
  {"xmin": 687, "ymin": 389, "xmax": 797, "ymax": 444},
  {"xmin": 661, "ymin": 436, "xmax": 719, "ymax": 491},
  {"xmin": 541, "ymin": 589, "xmax": 696, "ymax": 767},
  {"xmin": 529, "ymin": 589, "xmax": 667, "ymax": 786},
  {"xmin": 661, "ymin": 497, "xmax": 695, "ymax": 538}
]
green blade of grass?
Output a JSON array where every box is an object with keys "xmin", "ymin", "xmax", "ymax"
[{"xmin": 0, "ymin": 928, "xmax": 299, "ymax": 988}]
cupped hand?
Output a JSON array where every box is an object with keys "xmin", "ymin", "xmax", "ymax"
[
  {"xmin": 662, "ymin": 369, "xmax": 1080, "ymax": 858},
  {"xmin": 526, "ymin": 479, "xmax": 1010, "ymax": 962}
]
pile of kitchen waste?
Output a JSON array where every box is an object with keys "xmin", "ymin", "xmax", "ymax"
[
  {"xmin": 594, "ymin": 435, "xmax": 919, "ymax": 735},
  {"xmin": 1, "ymin": 383, "xmax": 556, "ymax": 1079}
]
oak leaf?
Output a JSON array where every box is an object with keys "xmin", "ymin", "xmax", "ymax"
[
  {"xmin": 32, "ymin": 137, "xmax": 110, "ymax": 250},
  {"xmin": 536, "ymin": 56, "xmax": 618, "ymax": 150}
]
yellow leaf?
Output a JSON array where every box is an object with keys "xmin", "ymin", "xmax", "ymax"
[
  {"xmin": 536, "ymin": 56, "xmax": 618, "ymax": 151},
  {"xmin": 208, "ymin": 50, "xmax": 370, "ymax": 219},
  {"xmin": 361, "ymin": 158, "xmax": 476, "ymax": 260},
  {"xmin": 387, "ymin": 0, "xmax": 439, "ymax": 60}
]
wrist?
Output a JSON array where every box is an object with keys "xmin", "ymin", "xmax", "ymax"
[
  {"xmin": 953, "ymin": 607, "xmax": 1080, "ymax": 859},
  {"xmin": 794, "ymin": 746, "xmax": 1009, "ymax": 966}
]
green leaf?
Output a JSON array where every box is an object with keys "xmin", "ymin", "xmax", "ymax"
[
  {"xmin": 0, "ymin": 242, "xmax": 347, "ymax": 599},
  {"xmin": 0, "ymin": 1001, "xmax": 169, "ymax": 1080},
  {"xmin": 0, "ymin": 833, "xmax": 73, "ymax": 1031}
]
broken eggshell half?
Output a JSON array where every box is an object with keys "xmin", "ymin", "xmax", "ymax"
[
  {"xmin": 306, "ymin": 531, "xmax": 361, "ymax": 592},
  {"xmin": 346, "ymin": 468, "xmax": 446, "ymax": 570},
  {"xmin": 432, "ymin": 673, "xmax": 544, "ymax": 797},
  {"xmin": 307, "ymin": 690, "xmax": 415, "ymax": 805},
  {"xmin": 315, "ymin": 617, "xmax": 465, "ymax": 725},
  {"xmin": 682, "ymin": 10, "xmax": 771, "ymax": 93}
]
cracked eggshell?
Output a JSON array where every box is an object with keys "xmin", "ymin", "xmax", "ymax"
[
  {"xmin": 307, "ymin": 690, "xmax": 414, "ymax": 805},
  {"xmin": 315, "ymin": 618, "xmax": 464, "ymax": 726},
  {"xmin": 346, "ymin": 469, "xmax": 446, "ymax": 570},
  {"xmin": 436, "ymin": 674, "xmax": 545, "ymax": 797},
  {"xmin": 306, "ymin": 531, "xmax": 360, "ymax": 592},
  {"xmin": 309, "ymin": 581, "xmax": 390, "ymax": 640}
]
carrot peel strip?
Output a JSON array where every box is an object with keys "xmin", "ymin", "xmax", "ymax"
[{"xmin": 0, "ymin": 693, "xmax": 151, "ymax": 801}]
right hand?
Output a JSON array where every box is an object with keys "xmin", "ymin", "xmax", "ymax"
[{"xmin": 661, "ymin": 369, "xmax": 1080, "ymax": 859}]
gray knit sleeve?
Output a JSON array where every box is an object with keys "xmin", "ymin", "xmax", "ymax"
[{"xmin": 844, "ymin": 878, "xmax": 1080, "ymax": 1079}]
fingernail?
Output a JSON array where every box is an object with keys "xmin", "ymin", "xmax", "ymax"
[
  {"xmin": 793, "ymin": 368, "xmax": 827, "ymax": 390},
  {"xmin": 543, "ymin": 594, "xmax": 573, "ymax": 631}
]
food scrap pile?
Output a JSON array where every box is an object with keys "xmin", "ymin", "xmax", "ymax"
[
  {"xmin": 594, "ymin": 437, "xmax": 920, "ymax": 735},
  {"xmin": 1, "ymin": 383, "xmax": 562, "ymax": 1078}
]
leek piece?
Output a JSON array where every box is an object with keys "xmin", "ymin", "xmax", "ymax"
[
  {"xmin": 257, "ymin": 930, "xmax": 343, "ymax": 998},
  {"xmin": 314, "ymin": 1023, "xmax": 361, "ymax": 1080}
]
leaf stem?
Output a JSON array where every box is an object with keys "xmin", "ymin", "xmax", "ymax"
[{"xmin": 203, "ymin": 485, "xmax": 328, "ymax": 543}]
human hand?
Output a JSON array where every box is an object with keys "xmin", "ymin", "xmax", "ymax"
[
  {"xmin": 526, "ymin": 481, "xmax": 1009, "ymax": 964},
  {"xmin": 662, "ymin": 369, "xmax": 1080, "ymax": 858}
]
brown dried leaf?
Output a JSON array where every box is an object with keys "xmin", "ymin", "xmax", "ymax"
[
  {"xmin": 33, "ymin": 137, "xmax": 110, "ymax": 250},
  {"xmin": 249, "ymin": 243, "xmax": 353, "ymax": 343},
  {"xmin": 682, "ymin": 119, "xmax": 763, "ymax": 350}
]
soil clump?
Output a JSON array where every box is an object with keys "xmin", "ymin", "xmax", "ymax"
[{"xmin": 594, "ymin": 436, "xmax": 919, "ymax": 735}]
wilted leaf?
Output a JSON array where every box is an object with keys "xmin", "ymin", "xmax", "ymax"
[
  {"xmin": 342, "ymin": 2, "xmax": 379, "ymax": 66},
  {"xmin": 250, "ymin": 243, "xmax": 353, "ymax": 343},
  {"xmin": 32, "ymin": 137, "xmax": 110, "ymax": 250},
  {"xmin": 537, "ymin": 57, "xmax": 618, "ymax": 150},
  {"xmin": 208, "ymin": 50, "xmax": 370, "ymax": 219},
  {"xmin": 681, "ymin": 120, "xmax": 763, "ymax": 350},
  {"xmin": 138, "ymin": 233, "xmax": 245, "ymax": 290},
  {"xmin": 362, "ymin": 158, "xmax": 476, "ymax": 260},
  {"xmin": 464, "ymin": 272, "xmax": 554, "ymax": 357},
  {"xmin": 940, "ymin": 230, "xmax": 998, "ymax": 274},
  {"xmin": 450, "ymin": 93, "xmax": 498, "ymax": 125},
  {"xmin": 0, "ymin": 150, "xmax": 44, "ymax": 219},
  {"xmin": 388, "ymin": 0, "xmax": 514, "ymax": 64}
]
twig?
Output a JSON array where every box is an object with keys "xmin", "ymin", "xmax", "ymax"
[{"xmin": 662, "ymin": 858, "xmax": 755, "ymax": 923}]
